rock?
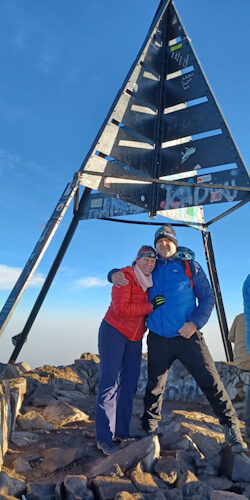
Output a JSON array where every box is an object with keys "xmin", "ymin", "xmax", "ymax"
[
  {"xmin": 220, "ymin": 447, "xmax": 250, "ymax": 482},
  {"xmin": 79, "ymin": 353, "xmax": 100, "ymax": 364},
  {"xmin": 89, "ymin": 436, "xmax": 160, "ymax": 477},
  {"xmin": 0, "ymin": 381, "xmax": 11, "ymax": 456},
  {"xmin": 89, "ymin": 476, "xmax": 136, "ymax": 499},
  {"xmin": 13, "ymin": 457, "xmax": 32, "ymax": 474},
  {"xmin": 42, "ymin": 447, "xmax": 87, "ymax": 474},
  {"xmin": 17, "ymin": 410, "xmax": 55, "ymax": 431},
  {"xmin": 0, "ymin": 471, "xmax": 26, "ymax": 497},
  {"xmin": 177, "ymin": 469, "xmax": 213, "ymax": 499},
  {"xmin": 53, "ymin": 390, "xmax": 88, "ymax": 407},
  {"xmin": 26, "ymin": 482, "xmax": 56, "ymax": 500},
  {"xmin": 198, "ymin": 475, "xmax": 233, "ymax": 490},
  {"xmin": 0, "ymin": 495, "xmax": 20, "ymax": 499},
  {"xmin": 231, "ymin": 482, "xmax": 250, "ymax": 498},
  {"xmin": 115, "ymin": 493, "xmax": 167, "ymax": 500},
  {"xmin": 161, "ymin": 490, "xmax": 183, "ymax": 500},
  {"xmin": 9, "ymin": 431, "xmax": 41, "ymax": 447},
  {"xmin": 196, "ymin": 462, "xmax": 220, "ymax": 477},
  {"xmin": 182, "ymin": 479, "xmax": 213, "ymax": 499},
  {"xmin": 109, "ymin": 464, "xmax": 124, "ymax": 477},
  {"xmin": 23, "ymin": 443, "xmax": 46, "ymax": 461},
  {"xmin": 9, "ymin": 378, "xmax": 27, "ymax": 432},
  {"xmin": 41, "ymin": 400, "xmax": 91, "ymax": 427},
  {"xmin": 177, "ymin": 469, "xmax": 198, "ymax": 487},
  {"xmin": 210, "ymin": 491, "xmax": 248, "ymax": 499},
  {"xmin": 62, "ymin": 475, "xmax": 94, "ymax": 499},
  {"xmin": 2, "ymin": 356, "xmax": 250, "ymax": 500},
  {"xmin": 0, "ymin": 363, "xmax": 30, "ymax": 380},
  {"xmin": 130, "ymin": 463, "xmax": 166, "ymax": 492},
  {"xmin": 29, "ymin": 383, "xmax": 57, "ymax": 407},
  {"xmin": 154, "ymin": 456, "xmax": 179, "ymax": 485},
  {"xmin": 180, "ymin": 421, "xmax": 224, "ymax": 457}
]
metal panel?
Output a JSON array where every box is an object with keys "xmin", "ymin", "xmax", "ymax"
[
  {"xmin": 107, "ymin": 139, "xmax": 154, "ymax": 176},
  {"xmin": 162, "ymin": 101, "xmax": 222, "ymax": 142},
  {"xmin": 165, "ymin": 72, "xmax": 207, "ymax": 108},
  {"xmin": 79, "ymin": 193, "xmax": 146, "ymax": 220},
  {"xmin": 157, "ymin": 179, "xmax": 248, "ymax": 211},
  {"xmin": 160, "ymin": 133, "xmax": 240, "ymax": 176},
  {"xmin": 167, "ymin": 39, "xmax": 196, "ymax": 75}
]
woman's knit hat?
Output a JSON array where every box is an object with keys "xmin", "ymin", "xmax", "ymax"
[{"xmin": 154, "ymin": 224, "xmax": 177, "ymax": 248}]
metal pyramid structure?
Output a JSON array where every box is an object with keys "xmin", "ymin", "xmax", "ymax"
[{"xmin": 78, "ymin": 0, "xmax": 249, "ymax": 220}]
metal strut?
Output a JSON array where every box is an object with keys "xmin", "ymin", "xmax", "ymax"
[
  {"xmin": 8, "ymin": 188, "xmax": 91, "ymax": 364},
  {"xmin": 202, "ymin": 231, "xmax": 233, "ymax": 361}
]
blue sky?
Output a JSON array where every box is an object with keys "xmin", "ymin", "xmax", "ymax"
[{"xmin": 0, "ymin": 0, "xmax": 249, "ymax": 368}]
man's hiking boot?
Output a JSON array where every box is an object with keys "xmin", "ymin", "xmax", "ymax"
[
  {"xmin": 96, "ymin": 441, "xmax": 119, "ymax": 455},
  {"xmin": 133, "ymin": 428, "xmax": 161, "ymax": 439},
  {"xmin": 223, "ymin": 424, "xmax": 248, "ymax": 453}
]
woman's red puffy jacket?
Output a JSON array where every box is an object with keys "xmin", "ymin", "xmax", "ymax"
[{"xmin": 104, "ymin": 266, "xmax": 153, "ymax": 342}]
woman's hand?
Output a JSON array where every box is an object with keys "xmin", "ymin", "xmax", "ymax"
[{"xmin": 111, "ymin": 271, "xmax": 129, "ymax": 288}]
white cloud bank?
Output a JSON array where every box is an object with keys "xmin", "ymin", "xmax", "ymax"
[
  {"xmin": 73, "ymin": 277, "xmax": 108, "ymax": 289},
  {"xmin": 0, "ymin": 264, "xmax": 44, "ymax": 290}
]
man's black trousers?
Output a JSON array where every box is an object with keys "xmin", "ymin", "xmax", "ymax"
[{"xmin": 142, "ymin": 331, "xmax": 237, "ymax": 432}]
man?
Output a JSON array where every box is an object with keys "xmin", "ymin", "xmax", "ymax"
[{"xmin": 110, "ymin": 224, "xmax": 247, "ymax": 452}]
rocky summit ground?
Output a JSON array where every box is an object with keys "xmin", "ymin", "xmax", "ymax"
[{"xmin": 1, "ymin": 357, "xmax": 250, "ymax": 499}]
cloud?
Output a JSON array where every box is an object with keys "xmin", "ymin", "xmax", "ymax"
[
  {"xmin": 0, "ymin": 264, "xmax": 45, "ymax": 290},
  {"xmin": 73, "ymin": 277, "xmax": 108, "ymax": 289}
]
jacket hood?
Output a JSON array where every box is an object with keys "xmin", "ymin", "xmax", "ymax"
[{"xmin": 158, "ymin": 246, "xmax": 195, "ymax": 262}]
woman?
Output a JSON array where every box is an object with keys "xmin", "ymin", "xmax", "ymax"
[{"xmin": 96, "ymin": 245, "xmax": 164, "ymax": 455}]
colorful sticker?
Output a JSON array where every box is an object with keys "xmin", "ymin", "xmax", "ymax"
[
  {"xmin": 181, "ymin": 146, "xmax": 196, "ymax": 164},
  {"xmin": 170, "ymin": 42, "xmax": 183, "ymax": 52},
  {"xmin": 210, "ymin": 191, "xmax": 222, "ymax": 203},
  {"xmin": 104, "ymin": 178, "xmax": 110, "ymax": 188},
  {"xmin": 197, "ymin": 174, "xmax": 212, "ymax": 183},
  {"xmin": 56, "ymin": 203, "xmax": 64, "ymax": 212},
  {"xmin": 170, "ymin": 201, "xmax": 181, "ymax": 208}
]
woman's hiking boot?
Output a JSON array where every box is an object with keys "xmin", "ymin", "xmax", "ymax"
[{"xmin": 96, "ymin": 441, "xmax": 119, "ymax": 455}]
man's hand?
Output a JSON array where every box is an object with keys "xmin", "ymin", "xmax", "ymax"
[
  {"xmin": 178, "ymin": 321, "xmax": 197, "ymax": 339},
  {"xmin": 111, "ymin": 271, "xmax": 129, "ymax": 288}
]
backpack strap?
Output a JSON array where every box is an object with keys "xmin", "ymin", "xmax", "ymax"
[{"xmin": 184, "ymin": 260, "xmax": 193, "ymax": 288}]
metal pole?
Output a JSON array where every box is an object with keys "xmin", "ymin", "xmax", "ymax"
[
  {"xmin": 8, "ymin": 187, "xmax": 91, "ymax": 364},
  {"xmin": 202, "ymin": 231, "xmax": 233, "ymax": 361}
]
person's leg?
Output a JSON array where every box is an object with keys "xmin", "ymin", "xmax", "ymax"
[
  {"xmin": 177, "ymin": 331, "xmax": 247, "ymax": 452},
  {"xmin": 177, "ymin": 332, "xmax": 237, "ymax": 424},
  {"xmin": 95, "ymin": 320, "xmax": 126, "ymax": 443},
  {"xmin": 244, "ymin": 374, "xmax": 250, "ymax": 435},
  {"xmin": 142, "ymin": 332, "xmax": 175, "ymax": 433},
  {"xmin": 115, "ymin": 339, "xmax": 142, "ymax": 438}
]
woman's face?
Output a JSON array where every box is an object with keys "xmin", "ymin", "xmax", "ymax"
[{"xmin": 136, "ymin": 256, "xmax": 156, "ymax": 276}]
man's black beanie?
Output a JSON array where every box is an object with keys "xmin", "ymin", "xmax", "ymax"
[{"xmin": 154, "ymin": 225, "xmax": 178, "ymax": 248}]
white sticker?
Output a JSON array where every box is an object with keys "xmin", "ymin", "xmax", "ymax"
[{"xmin": 197, "ymin": 174, "xmax": 212, "ymax": 183}]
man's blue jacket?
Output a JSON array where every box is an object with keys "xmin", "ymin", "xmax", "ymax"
[
  {"xmin": 147, "ymin": 247, "xmax": 214, "ymax": 338},
  {"xmin": 108, "ymin": 247, "xmax": 215, "ymax": 339}
]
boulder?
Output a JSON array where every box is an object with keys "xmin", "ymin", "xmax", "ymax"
[
  {"xmin": 89, "ymin": 436, "xmax": 160, "ymax": 477},
  {"xmin": 0, "ymin": 471, "xmax": 26, "ymax": 497},
  {"xmin": 41, "ymin": 400, "xmax": 91, "ymax": 427}
]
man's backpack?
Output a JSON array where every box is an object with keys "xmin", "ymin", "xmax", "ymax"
[{"xmin": 183, "ymin": 260, "xmax": 194, "ymax": 288}]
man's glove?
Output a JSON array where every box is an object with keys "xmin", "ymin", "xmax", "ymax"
[{"xmin": 151, "ymin": 295, "xmax": 165, "ymax": 310}]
